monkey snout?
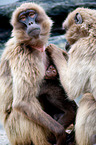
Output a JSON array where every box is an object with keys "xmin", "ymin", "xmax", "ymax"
[
  {"xmin": 27, "ymin": 26, "xmax": 40, "ymax": 37},
  {"xmin": 29, "ymin": 22, "xmax": 33, "ymax": 25},
  {"xmin": 46, "ymin": 71, "xmax": 50, "ymax": 74}
]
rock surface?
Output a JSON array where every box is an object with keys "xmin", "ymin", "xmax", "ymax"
[{"xmin": 0, "ymin": 0, "xmax": 96, "ymax": 46}]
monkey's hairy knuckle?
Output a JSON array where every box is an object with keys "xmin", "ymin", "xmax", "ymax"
[
  {"xmin": 46, "ymin": 44, "xmax": 54, "ymax": 54},
  {"xmin": 46, "ymin": 44, "xmax": 58, "ymax": 54},
  {"xmin": 62, "ymin": 50, "xmax": 68, "ymax": 56},
  {"xmin": 48, "ymin": 45, "xmax": 65, "ymax": 61}
]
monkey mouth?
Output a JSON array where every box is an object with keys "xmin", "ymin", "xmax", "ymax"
[
  {"xmin": 33, "ymin": 45, "xmax": 45, "ymax": 52},
  {"xmin": 28, "ymin": 28, "xmax": 40, "ymax": 37}
]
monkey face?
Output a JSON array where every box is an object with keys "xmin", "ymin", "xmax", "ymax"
[
  {"xmin": 11, "ymin": 3, "xmax": 52, "ymax": 49},
  {"xmin": 45, "ymin": 65, "xmax": 57, "ymax": 79},
  {"xmin": 62, "ymin": 8, "xmax": 96, "ymax": 45},
  {"xmin": 18, "ymin": 9, "xmax": 40, "ymax": 38}
]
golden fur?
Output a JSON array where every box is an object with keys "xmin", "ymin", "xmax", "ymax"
[
  {"xmin": 0, "ymin": 3, "xmax": 64, "ymax": 145},
  {"xmin": 47, "ymin": 7, "xmax": 96, "ymax": 145},
  {"xmin": 75, "ymin": 93, "xmax": 96, "ymax": 145}
]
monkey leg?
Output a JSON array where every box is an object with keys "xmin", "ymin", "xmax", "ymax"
[
  {"xmin": 75, "ymin": 93, "xmax": 96, "ymax": 145},
  {"xmin": 4, "ymin": 110, "xmax": 51, "ymax": 145},
  {"xmin": 57, "ymin": 110, "xmax": 75, "ymax": 128}
]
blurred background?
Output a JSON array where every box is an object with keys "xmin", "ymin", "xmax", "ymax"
[{"xmin": 0, "ymin": 0, "xmax": 96, "ymax": 144}]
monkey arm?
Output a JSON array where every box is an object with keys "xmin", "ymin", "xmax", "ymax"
[
  {"xmin": 14, "ymin": 101, "xmax": 65, "ymax": 135},
  {"xmin": 47, "ymin": 44, "xmax": 84, "ymax": 100},
  {"xmin": 12, "ymin": 76, "xmax": 66, "ymax": 142},
  {"xmin": 0, "ymin": 60, "xmax": 12, "ymax": 123},
  {"xmin": 46, "ymin": 44, "xmax": 69, "ymax": 96},
  {"xmin": 14, "ymin": 100, "xmax": 67, "ymax": 144}
]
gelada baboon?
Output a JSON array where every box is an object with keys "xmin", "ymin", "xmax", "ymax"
[
  {"xmin": 39, "ymin": 59, "xmax": 77, "ymax": 144},
  {"xmin": 0, "ymin": 3, "xmax": 67, "ymax": 145},
  {"xmin": 47, "ymin": 7, "xmax": 96, "ymax": 145},
  {"xmin": 39, "ymin": 56, "xmax": 77, "ymax": 129}
]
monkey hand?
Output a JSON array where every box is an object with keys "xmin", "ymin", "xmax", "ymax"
[
  {"xmin": 46, "ymin": 44, "xmax": 64, "ymax": 57},
  {"xmin": 46, "ymin": 44, "xmax": 68, "ymax": 70},
  {"xmin": 46, "ymin": 44, "xmax": 68, "ymax": 62}
]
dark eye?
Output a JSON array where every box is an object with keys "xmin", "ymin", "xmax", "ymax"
[
  {"xmin": 29, "ymin": 12, "xmax": 36, "ymax": 18},
  {"xmin": 49, "ymin": 65, "xmax": 53, "ymax": 69},
  {"xmin": 19, "ymin": 15, "xmax": 26, "ymax": 21},
  {"xmin": 53, "ymin": 70, "xmax": 56, "ymax": 73},
  {"xmin": 74, "ymin": 13, "xmax": 82, "ymax": 24}
]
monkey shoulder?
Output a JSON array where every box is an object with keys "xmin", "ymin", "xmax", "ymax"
[{"xmin": 69, "ymin": 37, "xmax": 96, "ymax": 58}]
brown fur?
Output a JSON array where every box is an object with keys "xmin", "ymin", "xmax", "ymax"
[
  {"xmin": 0, "ymin": 3, "xmax": 67, "ymax": 145},
  {"xmin": 47, "ymin": 7, "xmax": 96, "ymax": 145},
  {"xmin": 39, "ymin": 63, "xmax": 77, "ymax": 129}
]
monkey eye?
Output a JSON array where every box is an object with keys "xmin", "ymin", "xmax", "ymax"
[
  {"xmin": 53, "ymin": 70, "xmax": 56, "ymax": 73},
  {"xmin": 29, "ymin": 12, "xmax": 36, "ymax": 18},
  {"xmin": 49, "ymin": 65, "xmax": 53, "ymax": 69},
  {"xmin": 19, "ymin": 15, "xmax": 26, "ymax": 21},
  {"xmin": 74, "ymin": 13, "xmax": 82, "ymax": 24}
]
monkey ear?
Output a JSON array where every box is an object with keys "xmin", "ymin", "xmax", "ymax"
[{"xmin": 74, "ymin": 13, "xmax": 82, "ymax": 24}]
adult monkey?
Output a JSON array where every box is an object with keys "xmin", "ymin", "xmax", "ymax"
[
  {"xmin": 47, "ymin": 7, "xmax": 96, "ymax": 145},
  {"xmin": 0, "ymin": 3, "xmax": 67, "ymax": 145}
]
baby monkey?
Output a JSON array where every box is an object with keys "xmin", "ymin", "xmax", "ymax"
[
  {"xmin": 38, "ymin": 57, "xmax": 77, "ymax": 144},
  {"xmin": 45, "ymin": 65, "xmax": 57, "ymax": 79},
  {"xmin": 40, "ymin": 63, "xmax": 77, "ymax": 126}
]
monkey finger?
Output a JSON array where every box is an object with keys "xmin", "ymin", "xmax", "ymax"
[
  {"xmin": 46, "ymin": 44, "xmax": 67, "ymax": 62},
  {"xmin": 46, "ymin": 44, "xmax": 61, "ymax": 54}
]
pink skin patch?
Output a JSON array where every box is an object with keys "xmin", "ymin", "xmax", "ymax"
[{"xmin": 33, "ymin": 45, "xmax": 45, "ymax": 52}]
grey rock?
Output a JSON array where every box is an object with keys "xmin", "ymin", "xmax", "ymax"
[
  {"xmin": 48, "ymin": 34, "xmax": 66, "ymax": 50},
  {"xmin": 0, "ymin": 0, "xmax": 96, "ymax": 45}
]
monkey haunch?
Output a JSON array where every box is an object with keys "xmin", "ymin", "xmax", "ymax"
[
  {"xmin": 0, "ymin": 3, "xmax": 67, "ymax": 145},
  {"xmin": 47, "ymin": 7, "xmax": 96, "ymax": 145}
]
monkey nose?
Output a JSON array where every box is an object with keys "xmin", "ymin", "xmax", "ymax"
[
  {"xmin": 47, "ymin": 71, "xmax": 50, "ymax": 74},
  {"xmin": 29, "ymin": 22, "xmax": 33, "ymax": 25}
]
